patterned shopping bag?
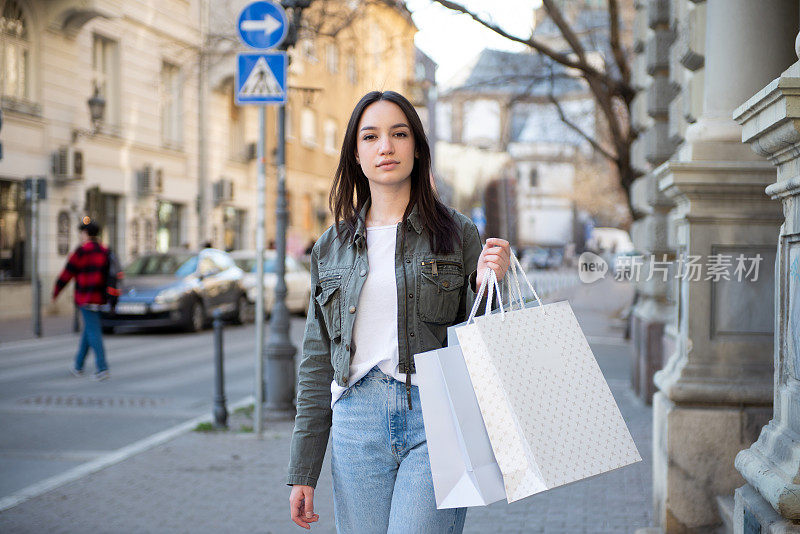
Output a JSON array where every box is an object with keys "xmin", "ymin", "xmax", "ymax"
[{"xmin": 453, "ymin": 254, "xmax": 641, "ymax": 502}]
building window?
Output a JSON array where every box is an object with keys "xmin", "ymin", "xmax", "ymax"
[
  {"xmin": 130, "ymin": 219, "xmax": 140, "ymax": 257},
  {"xmin": 301, "ymin": 38, "xmax": 316, "ymax": 62},
  {"xmin": 285, "ymin": 102, "xmax": 294, "ymax": 140},
  {"xmin": 302, "ymin": 194, "xmax": 313, "ymax": 232},
  {"xmin": 346, "ymin": 53, "xmax": 357, "ymax": 85},
  {"xmin": 161, "ymin": 61, "xmax": 182, "ymax": 147},
  {"xmin": 223, "ymin": 207, "xmax": 245, "ymax": 251},
  {"xmin": 436, "ymin": 102, "xmax": 452, "ymax": 142},
  {"xmin": 463, "ymin": 99, "xmax": 501, "ymax": 147},
  {"xmin": 85, "ymin": 187, "xmax": 120, "ymax": 252},
  {"xmin": 93, "ymin": 34, "xmax": 120, "ymax": 127},
  {"xmin": 229, "ymin": 84, "xmax": 245, "ymax": 159},
  {"xmin": 325, "ymin": 42, "xmax": 338, "ymax": 74},
  {"xmin": 0, "ymin": 179, "xmax": 27, "ymax": 280},
  {"xmin": 323, "ymin": 118, "xmax": 337, "ymax": 155},
  {"xmin": 300, "ymin": 108, "xmax": 317, "ymax": 147},
  {"xmin": 0, "ymin": 0, "xmax": 30, "ymax": 102},
  {"xmin": 529, "ymin": 168, "xmax": 539, "ymax": 188},
  {"xmin": 156, "ymin": 201, "xmax": 183, "ymax": 253},
  {"xmin": 371, "ymin": 23, "xmax": 383, "ymax": 69}
]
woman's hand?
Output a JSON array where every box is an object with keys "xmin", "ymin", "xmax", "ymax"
[
  {"xmin": 289, "ymin": 485, "xmax": 319, "ymax": 529},
  {"xmin": 475, "ymin": 238, "xmax": 511, "ymax": 289}
]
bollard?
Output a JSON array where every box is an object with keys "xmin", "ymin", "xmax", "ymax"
[{"xmin": 212, "ymin": 309, "xmax": 228, "ymax": 429}]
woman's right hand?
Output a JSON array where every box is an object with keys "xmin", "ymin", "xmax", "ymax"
[{"xmin": 289, "ymin": 484, "xmax": 319, "ymax": 529}]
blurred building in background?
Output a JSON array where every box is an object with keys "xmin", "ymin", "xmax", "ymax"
[
  {"xmin": 435, "ymin": 1, "xmax": 631, "ymax": 252},
  {"xmin": 629, "ymin": 0, "xmax": 800, "ymax": 532},
  {"xmin": 0, "ymin": 0, "xmax": 426, "ymax": 319}
]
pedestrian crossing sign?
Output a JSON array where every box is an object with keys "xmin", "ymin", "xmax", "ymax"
[{"xmin": 235, "ymin": 52, "xmax": 287, "ymax": 105}]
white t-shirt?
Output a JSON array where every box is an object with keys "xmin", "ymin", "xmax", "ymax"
[{"xmin": 330, "ymin": 224, "xmax": 418, "ymax": 408}]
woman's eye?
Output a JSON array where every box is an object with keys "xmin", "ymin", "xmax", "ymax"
[
  {"xmin": 394, "ymin": 132, "xmax": 408, "ymax": 138},
  {"xmin": 362, "ymin": 134, "xmax": 376, "ymax": 141}
]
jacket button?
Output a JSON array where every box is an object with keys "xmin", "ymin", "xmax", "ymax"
[
  {"xmin": 405, "ymin": 259, "xmax": 410, "ymax": 263},
  {"xmin": 360, "ymin": 269, "xmax": 367, "ymax": 277},
  {"xmin": 345, "ymin": 344, "xmax": 351, "ymax": 352},
  {"xmin": 349, "ymin": 305, "xmax": 356, "ymax": 313},
  {"xmin": 408, "ymin": 293, "xmax": 413, "ymax": 299},
  {"xmin": 342, "ymin": 376, "xmax": 348, "ymax": 385},
  {"xmin": 409, "ymin": 332, "xmax": 415, "ymax": 337},
  {"xmin": 442, "ymin": 281, "xmax": 450, "ymax": 288}
]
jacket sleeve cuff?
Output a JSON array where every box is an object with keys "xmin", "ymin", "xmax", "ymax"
[{"xmin": 287, "ymin": 473, "xmax": 318, "ymax": 488}]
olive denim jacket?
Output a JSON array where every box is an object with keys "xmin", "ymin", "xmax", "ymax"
[{"xmin": 287, "ymin": 200, "xmax": 490, "ymax": 488}]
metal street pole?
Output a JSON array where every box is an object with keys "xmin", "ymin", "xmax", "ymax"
[
  {"xmin": 29, "ymin": 178, "xmax": 41, "ymax": 338},
  {"xmin": 254, "ymin": 105, "xmax": 267, "ymax": 436},
  {"xmin": 264, "ymin": 101, "xmax": 296, "ymax": 418}
]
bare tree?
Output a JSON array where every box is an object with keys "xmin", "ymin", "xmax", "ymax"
[{"xmin": 431, "ymin": 0, "xmax": 640, "ymax": 213}]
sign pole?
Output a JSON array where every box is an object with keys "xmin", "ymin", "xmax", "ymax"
[
  {"xmin": 30, "ymin": 178, "xmax": 41, "ymax": 338},
  {"xmin": 254, "ymin": 105, "xmax": 267, "ymax": 437}
]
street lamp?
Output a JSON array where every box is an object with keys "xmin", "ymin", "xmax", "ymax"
[{"xmin": 72, "ymin": 84, "xmax": 106, "ymax": 143}]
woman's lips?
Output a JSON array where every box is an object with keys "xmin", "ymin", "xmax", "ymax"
[{"xmin": 378, "ymin": 162, "xmax": 399, "ymax": 170}]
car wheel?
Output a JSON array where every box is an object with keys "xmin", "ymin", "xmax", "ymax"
[{"xmin": 186, "ymin": 300, "xmax": 205, "ymax": 332}]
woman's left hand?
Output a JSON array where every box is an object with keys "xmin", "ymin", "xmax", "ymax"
[{"xmin": 476, "ymin": 238, "xmax": 511, "ymax": 289}]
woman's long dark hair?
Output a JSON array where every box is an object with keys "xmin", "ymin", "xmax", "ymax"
[{"xmin": 330, "ymin": 91, "xmax": 459, "ymax": 254}]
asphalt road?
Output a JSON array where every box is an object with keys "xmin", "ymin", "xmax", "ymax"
[{"xmin": 0, "ymin": 317, "xmax": 307, "ymax": 501}]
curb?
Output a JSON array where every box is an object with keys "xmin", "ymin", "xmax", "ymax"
[{"xmin": 0, "ymin": 395, "xmax": 255, "ymax": 512}]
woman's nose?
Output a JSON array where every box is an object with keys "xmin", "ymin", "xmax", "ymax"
[{"xmin": 378, "ymin": 136, "xmax": 393, "ymax": 155}]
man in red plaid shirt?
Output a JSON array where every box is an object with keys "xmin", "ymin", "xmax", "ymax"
[{"xmin": 52, "ymin": 218, "xmax": 112, "ymax": 380}]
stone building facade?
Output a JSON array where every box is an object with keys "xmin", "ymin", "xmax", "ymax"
[
  {"xmin": 0, "ymin": 0, "xmax": 421, "ymax": 320},
  {"xmin": 630, "ymin": 0, "xmax": 800, "ymax": 532}
]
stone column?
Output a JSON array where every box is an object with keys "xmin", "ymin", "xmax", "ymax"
[
  {"xmin": 649, "ymin": 1, "xmax": 798, "ymax": 531},
  {"xmin": 732, "ymin": 40, "xmax": 800, "ymax": 532},
  {"xmin": 630, "ymin": 0, "xmax": 678, "ymax": 405}
]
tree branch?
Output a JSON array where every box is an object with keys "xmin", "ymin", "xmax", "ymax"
[
  {"xmin": 607, "ymin": 0, "xmax": 631, "ymax": 91},
  {"xmin": 541, "ymin": 0, "xmax": 587, "ymax": 63},
  {"xmin": 546, "ymin": 92, "xmax": 617, "ymax": 163},
  {"xmin": 432, "ymin": 0, "xmax": 593, "ymax": 76}
]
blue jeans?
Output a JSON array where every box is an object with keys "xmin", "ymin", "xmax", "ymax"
[
  {"xmin": 74, "ymin": 307, "xmax": 108, "ymax": 373},
  {"xmin": 331, "ymin": 366, "xmax": 467, "ymax": 534}
]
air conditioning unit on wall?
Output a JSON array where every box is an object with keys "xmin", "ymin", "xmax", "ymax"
[
  {"xmin": 213, "ymin": 178, "xmax": 234, "ymax": 205},
  {"xmin": 246, "ymin": 142, "xmax": 258, "ymax": 161},
  {"xmin": 137, "ymin": 165, "xmax": 164, "ymax": 197},
  {"xmin": 51, "ymin": 147, "xmax": 84, "ymax": 181}
]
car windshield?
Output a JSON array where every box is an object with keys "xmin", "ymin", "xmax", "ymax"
[
  {"xmin": 126, "ymin": 254, "xmax": 196, "ymax": 277},
  {"xmin": 233, "ymin": 257, "xmax": 277, "ymax": 273}
]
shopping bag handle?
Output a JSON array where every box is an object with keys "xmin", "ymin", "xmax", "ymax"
[
  {"xmin": 506, "ymin": 251, "xmax": 544, "ymax": 312},
  {"xmin": 467, "ymin": 267, "xmax": 505, "ymax": 324},
  {"xmin": 467, "ymin": 250, "xmax": 546, "ymax": 325}
]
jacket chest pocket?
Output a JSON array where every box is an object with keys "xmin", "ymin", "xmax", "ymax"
[
  {"xmin": 417, "ymin": 259, "xmax": 464, "ymax": 324},
  {"xmin": 315, "ymin": 273, "xmax": 342, "ymax": 342}
]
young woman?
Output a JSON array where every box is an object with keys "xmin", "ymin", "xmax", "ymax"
[{"xmin": 287, "ymin": 91, "xmax": 510, "ymax": 533}]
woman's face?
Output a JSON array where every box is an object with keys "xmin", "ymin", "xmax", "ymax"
[{"xmin": 355, "ymin": 100, "xmax": 416, "ymax": 189}]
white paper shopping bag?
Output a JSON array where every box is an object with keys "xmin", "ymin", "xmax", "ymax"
[
  {"xmin": 454, "ymin": 254, "xmax": 641, "ymax": 502},
  {"xmin": 414, "ymin": 345, "xmax": 507, "ymax": 509}
]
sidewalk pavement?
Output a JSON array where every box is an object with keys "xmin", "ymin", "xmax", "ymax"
[
  {"xmin": 0, "ymin": 314, "xmax": 77, "ymax": 345},
  {"xmin": 0, "ymin": 278, "xmax": 653, "ymax": 534}
]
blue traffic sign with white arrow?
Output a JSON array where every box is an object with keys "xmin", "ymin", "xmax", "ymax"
[
  {"xmin": 235, "ymin": 52, "xmax": 287, "ymax": 105},
  {"xmin": 237, "ymin": 1, "xmax": 288, "ymax": 50}
]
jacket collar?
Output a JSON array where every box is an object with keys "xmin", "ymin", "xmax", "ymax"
[{"xmin": 352, "ymin": 197, "xmax": 423, "ymax": 247}]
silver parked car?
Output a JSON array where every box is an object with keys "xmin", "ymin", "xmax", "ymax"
[
  {"xmin": 229, "ymin": 250, "xmax": 312, "ymax": 316},
  {"xmin": 101, "ymin": 249, "xmax": 248, "ymax": 333}
]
